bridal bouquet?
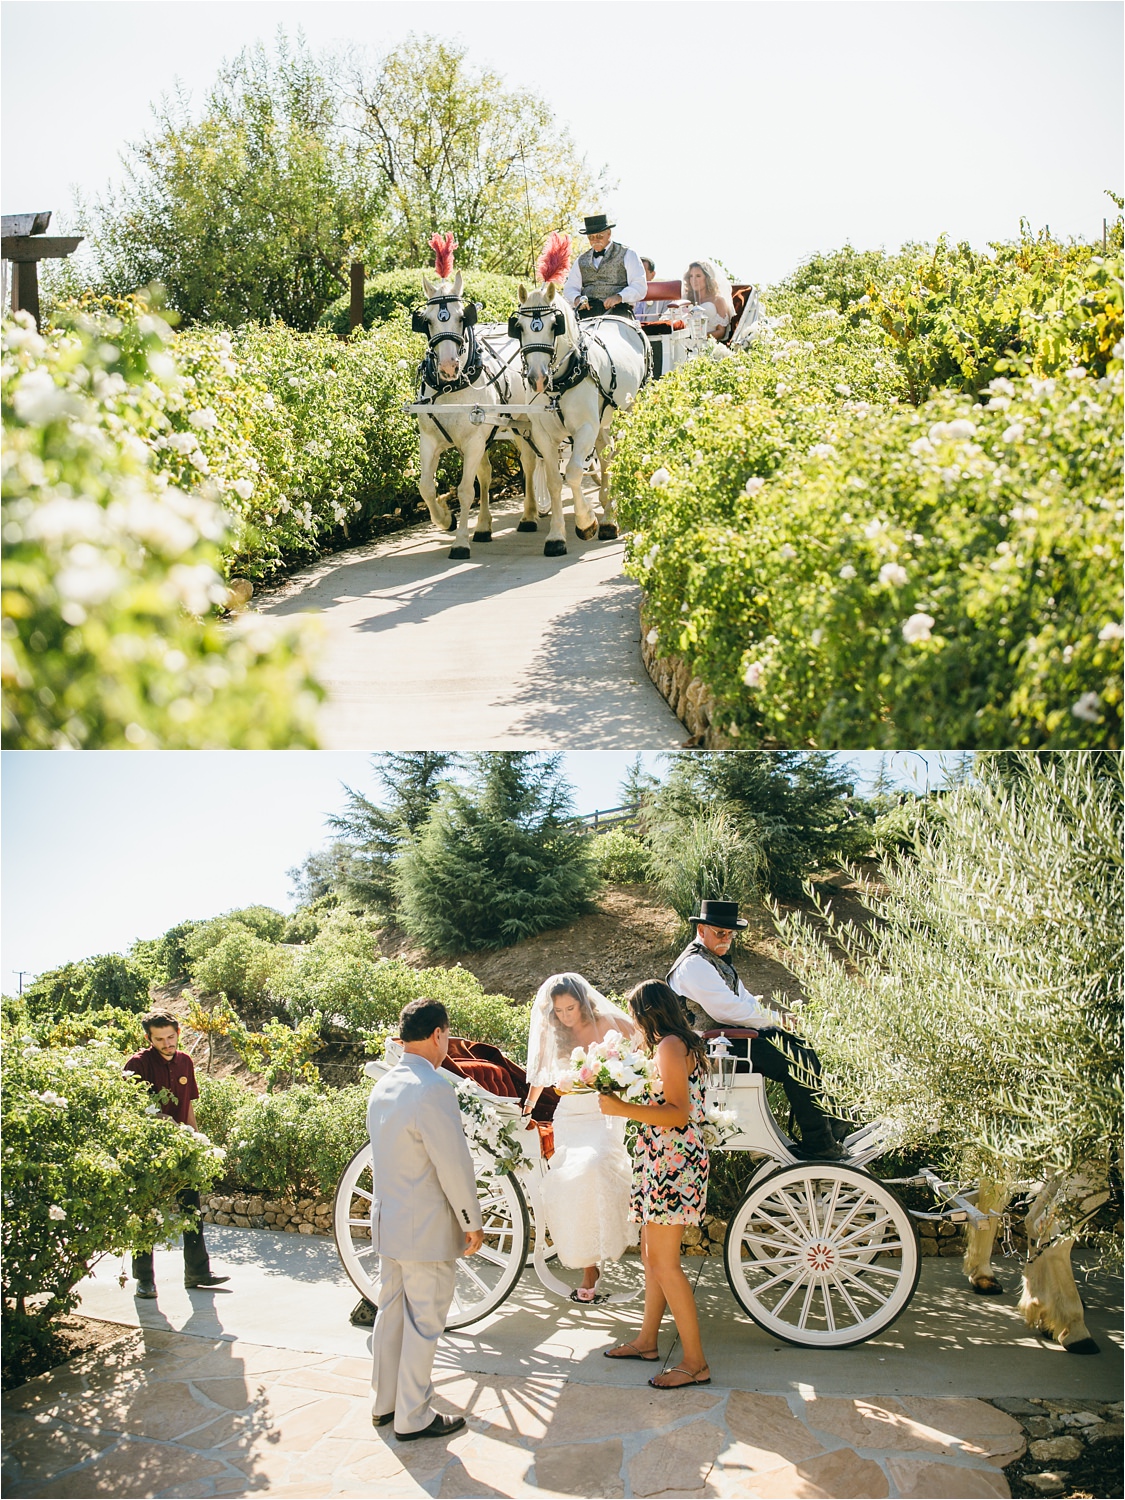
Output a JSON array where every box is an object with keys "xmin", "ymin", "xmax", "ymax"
[
  {"xmin": 701, "ymin": 1102, "xmax": 741, "ymax": 1149},
  {"xmin": 561, "ymin": 1030, "xmax": 656, "ymax": 1101}
]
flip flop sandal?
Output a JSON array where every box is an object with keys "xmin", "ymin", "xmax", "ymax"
[
  {"xmin": 649, "ymin": 1366, "xmax": 712, "ymax": 1389},
  {"xmin": 603, "ymin": 1341, "xmax": 660, "ymax": 1361}
]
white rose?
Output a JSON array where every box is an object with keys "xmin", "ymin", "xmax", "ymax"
[
  {"xmin": 743, "ymin": 476, "xmax": 766, "ymax": 495},
  {"xmin": 649, "ymin": 467, "xmax": 670, "ymax": 487},
  {"xmin": 743, "ymin": 661, "xmax": 764, "ymax": 688},
  {"xmin": 1071, "ymin": 692, "xmax": 1102, "ymax": 723},
  {"xmin": 879, "ymin": 563, "xmax": 908, "ymax": 588},
  {"xmin": 48, "ymin": 1205, "xmax": 67, "ymax": 1221},
  {"xmin": 188, "ymin": 407, "xmax": 219, "ymax": 431},
  {"xmin": 839, "ymin": 564, "xmax": 857, "ymax": 580},
  {"xmin": 1002, "ymin": 423, "xmax": 1025, "ymax": 444},
  {"xmin": 231, "ymin": 478, "xmax": 255, "ymax": 500},
  {"xmin": 901, "ymin": 612, "xmax": 935, "ymax": 644},
  {"xmin": 1097, "ymin": 622, "xmax": 1124, "ymax": 642}
]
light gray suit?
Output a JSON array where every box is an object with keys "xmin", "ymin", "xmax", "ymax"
[{"xmin": 366, "ymin": 1052, "xmax": 483, "ymax": 1433}]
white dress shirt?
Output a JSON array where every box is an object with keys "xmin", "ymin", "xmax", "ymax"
[
  {"xmin": 670, "ymin": 950, "xmax": 784, "ymax": 1029},
  {"xmin": 563, "ymin": 245, "xmax": 649, "ymax": 309}
]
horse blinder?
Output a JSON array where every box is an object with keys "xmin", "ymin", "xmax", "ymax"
[{"xmin": 411, "ymin": 309, "xmax": 429, "ymax": 335}]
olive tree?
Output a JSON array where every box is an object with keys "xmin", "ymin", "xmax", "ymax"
[{"xmin": 778, "ymin": 751, "xmax": 1122, "ymax": 1241}]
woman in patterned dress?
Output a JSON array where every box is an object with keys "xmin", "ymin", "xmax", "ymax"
[{"xmin": 598, "ymin": 980, "xmax": 712, "ymax": 1389}]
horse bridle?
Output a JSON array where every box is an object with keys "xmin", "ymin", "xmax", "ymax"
[
  {"xmin": 411, "ymin": 295, "xmax": 480, "ymax": 354},
  {"xmin": 508, "ymin": 304, "xmax": 577, "ymax": 391}
]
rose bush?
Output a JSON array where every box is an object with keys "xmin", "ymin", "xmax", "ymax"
[
  {"xmin": 2, "ymin": 306, "xmax": 322, "ymax": 748},
  {"xmin": 614, "ymin": 239, "xmax": 1123, "ymax": 748},
  {"xmin": 2, "ymin": 1036, "xmax": 224, "ymax": 1358}
]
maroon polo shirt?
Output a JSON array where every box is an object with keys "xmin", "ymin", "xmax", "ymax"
[{"xmin": 124, "ymin": 1047, "xmax": 199, "ymax": 1124}]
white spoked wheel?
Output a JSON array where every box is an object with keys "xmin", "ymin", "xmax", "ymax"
[
  {"xmin": 333, "ymin": 1144, "xmax": 530, "ymax": 1330},
  {"xmin": 724, "ymin": 1162, "xmax": 921, "ymax": 1348}
]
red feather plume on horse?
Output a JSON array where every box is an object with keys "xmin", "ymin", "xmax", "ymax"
[
  {"xmin": 430, "ymin": 232, "xmax": 458, "ymax": 280},
  {"xmin": 537, "ymin": 232, "xmax": 572, "ymax": 287}
]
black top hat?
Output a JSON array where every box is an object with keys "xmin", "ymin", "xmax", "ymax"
[
  {"xmin": 689, "ymin": 899, "xmax": 748, "ymax": 930},
  {"xmin": 581, "ymin": 213, "xmax": 616, "ymax": 236}
]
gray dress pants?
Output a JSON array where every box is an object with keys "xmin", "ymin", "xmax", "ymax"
[{"xmin": 370, "ymin": 1257, "xmax": 456, "ymax": 1433}]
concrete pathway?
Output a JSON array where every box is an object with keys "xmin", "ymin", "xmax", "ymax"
[
  {"xmin": 4, "ymin": 1227, "xmax": 1120, "ymax": 1498},
  {"xmin": 257, "ymin": 495, "xmax": 684, "ymax": 750}
]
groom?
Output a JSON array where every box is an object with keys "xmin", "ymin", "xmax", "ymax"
[{"xmin": 367, "ymin": 999, "xmax": 484, "ymax": 1440}]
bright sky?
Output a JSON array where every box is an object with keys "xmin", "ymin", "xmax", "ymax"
[
  {"xmin": 2, "ymin": 749, "xmax": 958, "ymax": 982},
  {"xmin": 2, "ymin": 1, "xmax": 1121, "ymax": 286}
]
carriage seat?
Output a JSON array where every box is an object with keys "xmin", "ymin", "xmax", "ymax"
[
  {"xmin": 439, "ymin": 1036, "xmax": 559, "ymax": 1120},
  {"xmin": 700, "ymin": 1026, "xmax": 758, "ymax": 1074},
  {"xmin": 638, "ymin": 279, "xmax": 688, "ymax": 333}
]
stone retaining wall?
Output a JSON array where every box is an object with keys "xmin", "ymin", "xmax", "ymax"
[
  {"xmin": 639, "ymin": 609, "xmax": 737, "ymax": 747},
  {"xmin": 201, "ymin": 1193, "xmax": 335, "ymax": 1236}
]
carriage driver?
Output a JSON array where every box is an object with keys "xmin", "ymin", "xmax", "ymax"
[
  {"xmin": 563, "ymin": 214, "xmax": 648, "ymax": 320},
  {"xmin": 667, "ymin": 899, "xmax": 845, "ymax": 1161}
]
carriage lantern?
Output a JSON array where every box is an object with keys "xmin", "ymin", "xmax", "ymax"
[{"xmin": 706, "ymin": 1033, "xmax": 737, "ymax": 1096}]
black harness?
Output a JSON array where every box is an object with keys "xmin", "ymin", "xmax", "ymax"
[
  {"xmin": 411, "ymin": 306, "xmax": 525, "ymax": 449},
  {"xmin": 509, "ymin": 304, "xmax": 650, "ymax": 415}
]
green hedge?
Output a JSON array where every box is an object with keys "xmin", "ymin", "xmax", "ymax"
[
  {"xmin": 2, "ymin": 307, "xmax": 322, "ymax": 749},
  {"xmin": 613, "ymin": 249, "xmax": 1123, "ymax": 748},
  {"xmin": 318, "ymin": 267, "xmax": 524, "ymax": 338},
  {"xmin": 196, "ymin": 1077, "xmax": 368, "ymax": 1200}
]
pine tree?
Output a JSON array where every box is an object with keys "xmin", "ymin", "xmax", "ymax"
[{"xmin": 395, "ymin": 753, "xmax": 597, "ymax": 953}]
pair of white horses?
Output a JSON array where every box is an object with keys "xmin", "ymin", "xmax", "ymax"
[{"xmin": 410, "ymin": 272, "xmax": 648, "ymax": 559}]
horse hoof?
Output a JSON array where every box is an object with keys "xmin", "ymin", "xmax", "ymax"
[
  {"xmin": 575, "ymin": 523, "xmax": 598, "ymax": 541},
  {"xmin": 1062, "ymin": 1337, "xmax": 1101, "ymax": 1355},
  {"xmin": 448, "ymin": 546, "xmax": 471, "ymax": 560},
  {"xmin": 970, "ymin": 1277, "xmax": 1004, "ymax": 1296},
  {"xmin": 516, "ymin": 520, "xmax": 538, "ymax": 533},
  {"xmin": 474, "ymin": 531, "xmax": 492, "ymax": 543},
  {"xmin": 597, "ymin": 523, "xmax": 619, "ymax": 540},
  {"xmin": 543, "ymin": 540, "xmax": 567, "ymax": 558}
]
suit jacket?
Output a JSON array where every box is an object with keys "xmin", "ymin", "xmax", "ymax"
[{"xmin": 366, "ymin": 1052, "xmax": 483, "ymax": 1262}]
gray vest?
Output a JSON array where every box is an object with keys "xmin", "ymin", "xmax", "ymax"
[
  {"xmin": 579, "ymin": 242, "xmax": 629, "ymax": 302},
  {"xmin": 667, "ymin": 940, "xmax": 739, "ymax": 1031}
]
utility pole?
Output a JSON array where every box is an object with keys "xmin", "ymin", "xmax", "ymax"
[{"xmin": 12, "ymin": 970, "xmax": 29, "ymax": 995}]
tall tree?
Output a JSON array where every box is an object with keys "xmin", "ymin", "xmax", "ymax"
[
  {"xmin": 92, "ymin": 32, "xmax": 386, "ymax": 328},
  {"xmin": 395, "ymin": 752, "xmax": 597, "ymax": 952},
  {"xmin": 348, "ymin": 35, "xmax": 608, "ymax": 274}
]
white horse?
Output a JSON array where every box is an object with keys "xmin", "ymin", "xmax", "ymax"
[
  {"xmin": 962, "ymin": 1170, "xmax": 1111, "ymax": 1355},
  {"xmin": 411, "ymin": 272, "xmax": 544, "ymax": 560},
  {"xmin": 508, "ymin": 281, "xmax": 649, "ymax": 557}
]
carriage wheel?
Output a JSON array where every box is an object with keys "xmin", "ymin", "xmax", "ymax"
[
  {"xmin": 723, "ymin": 1162, "xmax": 920, "ymax": 1348},
  {"xmin": 333, "ymin": 1144, "xmax": 530, "ymax": 1330}
]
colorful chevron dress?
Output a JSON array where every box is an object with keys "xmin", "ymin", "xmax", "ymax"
[{"xmin": 629, "ymin": 1062, "xmax": 709, "ymax": 1226}]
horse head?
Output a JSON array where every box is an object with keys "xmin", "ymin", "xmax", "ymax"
[
  {"xmin": 510, "ymin": 281, "xmax": 574, "ymax": 396},
  {"xmin": 414, "ymin": 271, "xmax": 477, "ymax": 385}
]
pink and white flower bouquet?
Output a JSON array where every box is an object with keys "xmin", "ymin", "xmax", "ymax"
[{"xmin": 561, "ymin": 1030, "xmax": 656, "ymax": 1101}]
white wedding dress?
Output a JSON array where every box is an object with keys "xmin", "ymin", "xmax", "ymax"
[{"xmin": 542, "ymin": 1092, "xmax": 637, "ymax": 1268}]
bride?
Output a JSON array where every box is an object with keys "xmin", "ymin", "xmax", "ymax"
[{"xmin": 522, "ymin": 973, "xmax": 639, "ymax": 1301}]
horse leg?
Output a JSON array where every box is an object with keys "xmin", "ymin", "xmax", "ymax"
[
  {"xmin": 532, "ymin": 422, "xmax": 567, "ymax": 557},
  {"xmin": 474, "ymin": 449, "xmax": 493, "ymax": 543},
  {"xmin": 418, "ymin": 428, "xmax": 452, "ymax": 532},
  {"xmin": 450, "ymin": 431, "xmax": 487, "ymax": 559},
  {"xmin": 594, "ymin": 425, "xmax": 619, "ymax": 540},
  {"xmin": 566, "ymin": 420, "xmax": 600, "ymax": 541},
  {"xmin": 1019, "ymin": 1238, "xmax": 1099, "ymax": 1353},
  {"xmin": 962, "ymin": 1176, "xmax": 1010, "ymax": 1294},
  {"xmin": 516, "ymin": 439, "xmax": 540, "ymax": 533}
]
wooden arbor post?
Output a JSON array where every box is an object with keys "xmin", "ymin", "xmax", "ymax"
[
  {"xmin": 2, "ymin": 212, "xmax": 83, "ymax": 330},
  {"xmin": 349, "ymin": 260, "xmax": 365, "ymax": 334}
]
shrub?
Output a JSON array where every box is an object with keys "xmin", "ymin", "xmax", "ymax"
[
  {"xmin": 2, "ymin": 1038, "xmax": 224, "ymax": 1359},
  {"xmin": 588, "ymin": 826, "xmax": 651, "ymax": 884},
  {"xmin": 196, "ymin": 1078, "xmax": 369, "ymax": 1199},
  {"xmin": 614, "ymin": 270, "xmax": 1123, "ymax": 747},
  {"xmin": 317, "ymin": 267, "xmax": 524, "ymax": 338},
  {"xmin": 21, "ymin": 954, "xmax": 151, "ymax": 1019},
  {"xmin": 187, "ymin": 927, "xmax": 293, "ymax": 1008},
  {"xmin": 1, "ymin": 306, "xmax": 322, "ymax": 749},
  {"xmin": 129, "ymin": 920, "xmax": 201, "ymax": 987},
  {"xmin": 396, "ymin": 752, "xmax": 598, "ymax": 953},
  {"xmin": 647, "ymin": 808, "xmax": 763, "ymax": 929},
  {"xmin": 335, "ymin": 958, "xmax": 532, "ymax": 1058}
]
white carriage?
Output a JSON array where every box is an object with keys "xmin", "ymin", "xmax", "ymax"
[
  {"xmin": 636, "ymin": 279, "xmax": 761, "ymax": 378},
  {"xmin": 333, "ymin": 1036, "xmax": 922, "ymax": 1350}
]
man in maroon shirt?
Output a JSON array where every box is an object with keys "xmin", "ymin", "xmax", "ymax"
[{"xmin": 124, "ymin": 1013, "xmax": 229, "ymax": 1297}]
